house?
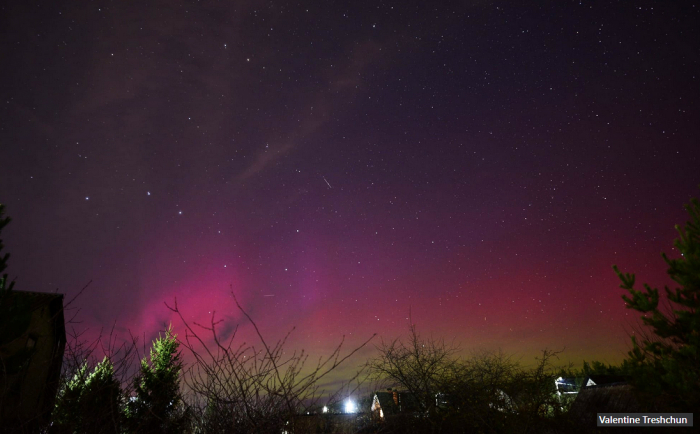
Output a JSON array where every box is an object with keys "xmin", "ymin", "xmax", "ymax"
[
  {"xmin": 568, "ymin": 375, "xmax": 639, "ymax": 426},
  {"xmin": 0, "ymin": 290, "xmax": 66, "ymax": 431},
  {"xmin": 370, "ymin": 389, "xmax": 421, "ymax": 421},
  {"xmin": 581, "ymin": 374, "xmax": 628, "ymax": 389},
  {"xmin": 370, "ymin": 391, "xmax": 397, "ymax": 421},
  {"xmin": 554, "ymin": 376, "xmax": 580, "ymax": 408},
  {"xmin": 554, "ymin": 376, "xmax": 579, "ymax": 396}
]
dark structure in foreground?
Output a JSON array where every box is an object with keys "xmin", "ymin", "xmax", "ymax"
[
  {"xmin": 0, "ymin": 291, "xmax": 66, "ymax": 432},
  {"xmin": 568, "ymin": 375, "xmax": 639, "ymax": 430}
]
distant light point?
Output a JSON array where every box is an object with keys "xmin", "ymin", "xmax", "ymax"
[
  {"xmin": 147, "ymin": 191, "xmax": 151, "ymax": 196},
  {"xmin": 344, "ymin": 399, "xmax": 356, "ymax": 414},
  {"xmin": 85, "ymin": 197, "xmax": 89, "ymax": 200}
]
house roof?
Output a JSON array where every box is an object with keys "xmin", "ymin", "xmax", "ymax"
[
  {"xmin": 582, "ymin": 375, "xmax": 628, "ymax": 388},
  {"xmin": 555, "ymin": 377, "xmax": 579, "ymax": 393},
  {"xmin": 10, "ymin": 290, "xmax": 63, "ymax": 307},
  {"xmin": 569, "ymin": 384, "xmax": 641, "ymax": 425},
  {"xmin": 373, "ymin": 389, "xmax": 424, "ymax": 414},
  {"xmin": 373, "ymin": 392, "xmax": 398, "ymax": 415},
  {"xmin": 555, "ymin": 377, "xmax": 577, "ymax": 386}
]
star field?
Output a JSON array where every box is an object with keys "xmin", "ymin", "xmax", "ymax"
[{"xmin": 1, "ymin": 1, "xmax": 699, "ymax": 368}]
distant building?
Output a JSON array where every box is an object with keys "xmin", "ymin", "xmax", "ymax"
[
  {"xmin": 370, "ymin": 391, "xmax": 397, "ymax": 421},
  {"xmin": 0, "ymin": 290, "xmax": 66, "ymax": 431},
  {"xmin": 568, "ymin": 375, "xmax": 639, "ymax": 426},
  {"xmin": 554, "ymin": 376, "xmax": 580, "ymax": 408},
  {"xmin": 370, "ymin": 389, "xmax": 421, "ymax": 421},
  {"xmin": 554, "ymin": 376, "xmax": 579, "ymax": 396},
  {"xmin": 581, "ymin": 374, "xmax": 628, "ymax": 389}
]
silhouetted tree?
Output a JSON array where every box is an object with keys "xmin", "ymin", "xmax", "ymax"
[
  {"xmin": 168, "ymin": 292, "xmax": 373, "ymax": 434},
  {"xmin": 614, "ymin": 195, "xmax": 700, "ymax": 412},
  {"xmin": 579, "ymin": 360, "xmax": 626, "ymax": 377},
  {"xmin": 367, "ymin": 321, "xmax": 478, "ymax": 433},
  {"xmin": 0, "ymin": 204, "xmax": 25, "ymax": 344},
  {"xmin": 0, "ymin": 204, "xmax": 34, "ymax": 433},
  {"xmin": 0, "ymin": 204, "xmax": 14, "ymax": 293},
  {"xmin": 127, "ymin": 325, "xmax": 189, "ymax": 434},
  {"xmin": 367, "ymin": 320, "xmax": 464, "ymax": 418},
  {"xmin": 368, "ymin": 318, "xmax": 574, "ymax": 434},
  {"xmin": 52, "ymin": 357, "xmax": 123, "ymax": 434}
]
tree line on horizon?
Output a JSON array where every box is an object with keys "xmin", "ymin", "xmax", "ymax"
[{"xmin": 0, "ymin": 192, "xmax": 698, "ymax": 433}]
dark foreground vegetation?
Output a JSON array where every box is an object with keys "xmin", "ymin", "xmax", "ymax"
[{"xmin": 1, "ymin": 193, "xmax": 698, "ymax": 433}]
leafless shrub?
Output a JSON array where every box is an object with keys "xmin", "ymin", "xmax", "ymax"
[
  {"xmin": 367, "ymin": 318, "xmax": 575, "ymax": 434},
  {"xmin": 166, "ymin": 291, "xmax": 374, "ymax": 434},
  {"xmin": 367, "ymin": 320, "xmax": 463, "ymax": 416}
]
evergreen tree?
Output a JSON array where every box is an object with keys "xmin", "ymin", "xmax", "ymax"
[
  {"xmin": 127, "ymin": 325, "xmax": 188, "ymax": 433},
  {"xmin": 0, "ymin": 204, "xmax": 32, "ymax": 378},
  {"xmin": 579, "ymin": 360, "xmax": 627, "ymax": 377},
  {"xmin": 0, "ymin": 203, "xmax": 14, "ymax": 292},
  {"xmin": 614, "ymin": 195, "xmax": 700, "ymax": 412},
  {"xmin": 52, "ymin": 357, "xmax": 123, "ymax": 434}
]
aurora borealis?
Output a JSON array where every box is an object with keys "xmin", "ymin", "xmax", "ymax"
[{"xmin": 1, "ymin": 1, "xmax": 699, "ymax": 371}]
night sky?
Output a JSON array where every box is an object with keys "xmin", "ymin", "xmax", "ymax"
[{"xmin": 1, "ymin": 1, "xmax": 699, "ymax": 372}]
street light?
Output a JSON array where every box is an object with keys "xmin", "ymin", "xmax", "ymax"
[{"xmin": 344, "ymin": 399, "xmax": 356, "ymax": 414}]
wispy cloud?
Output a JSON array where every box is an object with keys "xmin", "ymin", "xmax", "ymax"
[{"xmin": 235, "ymin": 40, "xmax": 385, "ymax": 182}]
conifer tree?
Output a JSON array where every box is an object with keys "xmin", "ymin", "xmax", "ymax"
[
  {"xmin": 52, "ymin": 357, "xmax": 123, "ymax": 434},
  {"xmin": 127, "ymin": 325, "xmax": 188, "ymax": 433},
  {"xmin": 614, "ymin": 195, "xmax": 700, "ymax": 412},
  {"xmin": 0, "ymin": 203, "xmax": 14, "ymax": 292},
  {"xmin": 0, "ymin": 204, "xmax": 31, "ymax": 374}
]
